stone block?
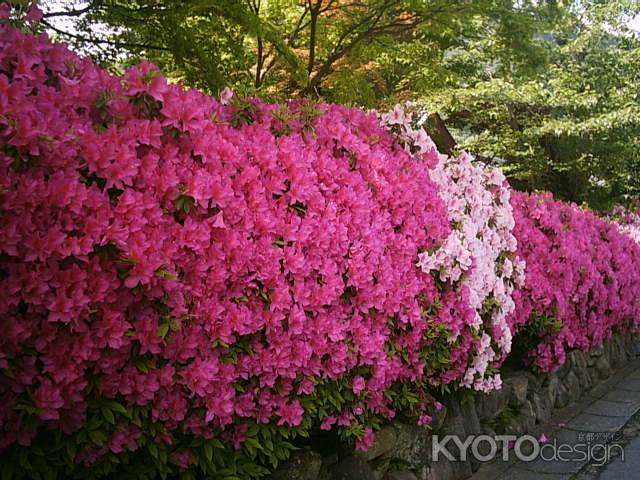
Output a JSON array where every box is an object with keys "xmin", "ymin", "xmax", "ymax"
[
  {"xmin": 595, "ymin": 355, "xmax": 611, "ymax": 379},
  {"xmin": 389, "ymin": 422, "xmax": 432, "ymax": 470},
  {"xmin": 555, "ymin": 359, "xmax": 571, "ymax": 379},
  {"xmin": 370, "ymin": 455, "xmax": 391, "ymax": 480},
  {"xmin": 609, "ymin": 338, "xmax": 626, "ymax": 368},
  {"xmin": 567, "ymin": 350, "xmax": 592, "ymax": 388},
  {"xmin": 430, "ymin": 404, "xmax": 448, "ymax": 432},
  {"xmin": 459, "ymin": 399, "xmax": 481, "ymax": 472},
  {"xmin": 623, "ymin": 335, "xmax": 637, "ymax": 359},
  {"xmin": 438, "ymin": 397, "xmax": 476, "ymax": 478},
  {"xmin": 563, "ymin": 370, "xmax": 582, "ymax": 400},
  {"xmin": 635, "ymin": 332, "xmax": 640, "ymax": 355},
  {"xmin": 543, "ymin": 374, "xmax": 560, "ymax": 408},
  {"xmin": 385, "ymin": 472, "xmax": 419, "ymax": 480},
  {"xmin": 331, "ymin": 455, "xmax": 377, "ymax": 480},
  {"xmin": 364, "ymin": 426, "xmax": 397, "ymax": 461},
  {"xmin": 530, "ymin": 392, "xmax": 552, "ymax": 424},
  {"xmin": 589, "ymin": 344, "xmax": 604, "ymax": 361},
  {"xmin": 504, "ymin": 374, "xmax": 528, "ymax": 407},
  {"xmin": 554, "ymin": 380, "xmax": 570, "ymax": 409},
  {"xmin": 460, "ymin": 399, "xmax": 481, "ymax": 437},
  {"xmin": 505, "ymin": 400, "xmax": 535, "ymax": 436},
  {"xmin": 476, "ymin": 384, "xmax": 512, "ymax": 422},
  {"xmin": 524, "ymin": 371, "xmax": 542, "ymax": 392},
  {"xmin": 425, "ymin": 458, "xmax": 457, "ymax": 480},
  {"xmin": 270, "ymin": 449, "xmax": 322, "ymax": 480}
]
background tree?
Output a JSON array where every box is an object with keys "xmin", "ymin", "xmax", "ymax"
[
  {"xmin": 422, "ymin": 1, "xmax": 640, "ymax": 209},
  {"xmin": 40, "ymin": 1, "xmax": 557, "ymax": 100}
]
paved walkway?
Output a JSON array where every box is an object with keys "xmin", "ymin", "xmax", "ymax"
[
  {"xmin": 595, "ymin": 434, "xmax": 640, "ymax": 479},
  {"xmin": 471, "ymin": 358, "xmax": 640, "ymax": 480}
]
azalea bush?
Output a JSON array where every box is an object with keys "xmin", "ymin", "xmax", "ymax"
[
  {"xmin": 509, "ymin": 191, "xmax": 640, "ymax": 371},
  {"xmin": 0, "ymin": 22, "xmax": 522, "ymax": 479},
  {"xmin": 1, "ymin": 14, "xmax": 640, "ymax": 480}
]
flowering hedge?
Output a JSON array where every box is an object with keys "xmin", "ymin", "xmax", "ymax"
[
  {"xmin": 0, "ymin": 18, "xmax": 639, "ymax": 480},
  {"xmin": 0, "ymin": 23, "xmax": 525, "ymax": 478},
  {"xmin": 509, "ymin": 192, "xmax": 640, "ymax": 371}
]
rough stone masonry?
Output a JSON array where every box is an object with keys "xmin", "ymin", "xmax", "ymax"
[{"xmin": 269, "ymin": 332, "xmax": 640, "ymax": 480}]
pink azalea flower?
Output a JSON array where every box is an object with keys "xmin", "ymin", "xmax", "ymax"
[
  {"xmin": 355, "ymin": 427, "xmax": 375, "ymax": 452},
  {"xmin": 276, "ymin": 400, "xmax": 304, "ymax": 427},
  {"xmin": 33, "ymin": 378, "xmax": 65, "ymax": 420},
  {"xmin": 219, "ymin": 87, "xmax": 233, "ymax": 105},
  {"xmin": 25, "ymin": 6, "xmax": 43, "ymax": 24},
  {"xmin": 418, "ymin": 414, "xmax": 433, "ymax": 426},
  {"xmin": 352, "ymin": 376, "xmax": 366, "ymax": 395}
]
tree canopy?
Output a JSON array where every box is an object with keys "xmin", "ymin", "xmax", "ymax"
[{"xmin": 424, "ymin": 1, "xmax": 640, "ymax": 209}]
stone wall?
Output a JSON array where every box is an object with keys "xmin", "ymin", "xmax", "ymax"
[{"xmin": 269, "ymin": 332, "xmax": 640, "ymax": 480}]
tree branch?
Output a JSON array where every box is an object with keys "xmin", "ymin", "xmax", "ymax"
[
  {"xmin": 303, "ymin": 1, "xmax": 392, "ymax": 94},
  {"xmin": 302, "ymin": 2, "xmax": 448, "ymax": 95},
  {"xmin": 307, "ymin": 0, "xmax": 321, "ymax": 75},
  {"xmin": 43, "ymin": 5, "xmax": 94, "ymax": 18},
  {"xmin": 257, "ymin": 3, "xmax": 310, "ymax": 87},
  {"xmin": 41, "ymin": 19, "xmax": 170, "ymax": 51}
]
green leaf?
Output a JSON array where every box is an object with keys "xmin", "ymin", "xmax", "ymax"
[
  {"xmin": 89, "ymin": 430, "xmax": 107, "ymax": 446},
  {"xmin": 158, "ymin": 322, "xmax": 170, "ymax": 339},
  {"xmin": 148, "ymin": 442, "xmax": 159, "ymax": 459},
  {"xmin": 107, "ymin": 401, "xmax": 128, "ymax": 415},
  {"xmin": 1, "ymin": 460, "xmax": 15, "ymax": 480},
  {"xmin": 212, "ymin": 438, "xmax": 224, "ymax": 449},
  {"xmin": 204, "ymin": 442, "xmax": 213, "ymax": 462},
  {"xmin": 159, "ymin": 447, "xmax": 167, "ymax": 464},
  {"xmin": 245, "ymin": 438, "xmax": 261, "ymax": 451},
  {"xmin": 101, "ymin": 405, "xmax": 115, "ymax": 424},
  {"xmin": 180, "ymin": 471, "xmax": 196, "ymax": 480},
  {"xmin": 263, "ymin": 436, "xmax": 273, "ymax": 452},
  {"xmin": 66, "ymin": 441, "xmax": 77, "ymax": 462}
]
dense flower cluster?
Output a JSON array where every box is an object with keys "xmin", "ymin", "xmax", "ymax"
[
  {"xmin": 0, "ymin": 23, "xmax": 509, "ymax": 478},
  {"xmin": 509, "ymin": 192, "xmax": 640, "ymax": 371},
  {"xmin": 423, "ymin": 152, "xmax": 526, "ymax": 391},
  {"xmin": 1, "ymin": 18, "xmax": 640, "ymax": 479},
  {"xmin": 381, "ymin": 105, "xmax": 525, "ymax": 392},
  {"xmin": 607, "ymin": 205, "xmax": 640, "ymax": 245}
]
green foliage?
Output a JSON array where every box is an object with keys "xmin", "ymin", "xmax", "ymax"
[
  {"xmin": 0, "ymin": 334, "xmax": 454, "ymax": 479},
  {"xmin": 508, "ymin": 312, "xmax": 563, "ymax": 370},
  {"xmin": 41, "ymin": 1, "xmax": 558, "ymax": 101},
  {"xmin": 0, "ymin": 401, "xmax": 299, "ymax": 479},
  {"xmin": 486, "ymin": 405, "xmax": 517, "ymax": 434},
  {"xmin": 422, "ymin": 1, "xmax": 640, "ymax": 209}
]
